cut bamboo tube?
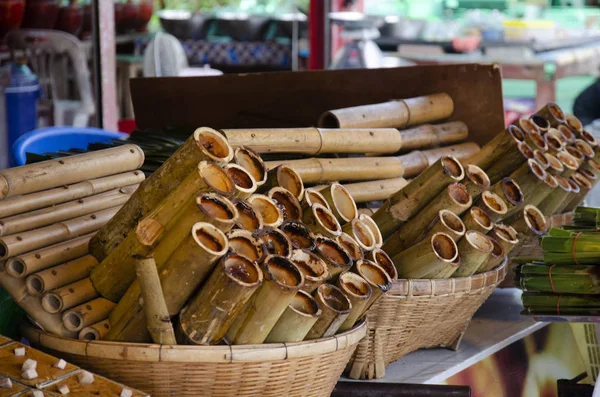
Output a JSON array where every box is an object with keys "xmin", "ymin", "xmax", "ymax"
[
  {"xmin": 342, "ymin": 219, "xmax": 376, "ymax": 252},
  {"xmin": 582, "ymin": 159, "xmax": 600, "ymax": 178},
  {"xmin": 223, "ymin": 164, "xmax": 257, "ymax": 200},
  {"xmin": 484, "ymin": 141, "xmax": 534, "ymax": 185},
  {"xmin": 0, "ymin": 187, "xmax": 134, "ymax": 237},
  {"xmin": 226, "ymin": 255, "xmax": 304, "ymax": 344},
  {"xmin": 62, "ymin": 297, "xmax": 116, "ymax": 332},
  {"xmin": 25, "ymin": 255, "xmax": 98, "ymax": 296},
  {"xmin": 491, "ymin": 223, "xmax": 519, "ymax": 257},
  {"xmin": 465, "ymin": 125, "xmax": 525, "ymax": 170},
  {"xmin": 508, "ymin": 159, "xmax": 548, "ymax": 200},
  {"xmin": 383, "ymin": 182, "xmax": 472, "ymax": 257},
  {"xmin": 318, "ymin": 93, "xmax": 454, "ymax": 129},
  {"xmin": 268, "ymin": 187, "xmax": 302, "ymax": 221},
  {"xmin": 337, "ymin": 272, "xmax": 372, "ymax": 332},
  {"xmin": 420, "ymin": 143, "xmax": 481, "ymax": 168},
  {"xmin": 392, "ymin": 233, "xmax": 458, "ymax": 279},
  {"xmin": 265, "ymin": 290, "xmax": 322, "ymax": 343},
  {"xmin": 426, "ymin": 251, "xmax": 462, "ymax": 279},
  {"xmin": 555, "ymin": 178, "xmax": 581, "ymax": 214},
  {"xmin": 508, "ymin": 205, "xmax": 547, "ymax": 241},
  {"xmin": 290, "ymin": 249, "xmax": 329, "ymax": 293},
  {"xmin": 452, "ymin": 230, "xmax": 494, "ymax": 277},
  {"xmin": 336, "ymin": 233, "xmax": 364, "ymax": 262},
  {"xmin": 227, "ymin": 229, "xmax": 266, "ymax": 262},
  {"xmin": 78, "ymin": 320, "xmax": 110, "ymax": 341},
  {"xmin": 305, "ymin": 283, "xmax": 352, "ymax": 339},
  {"xmin": 566, "ymin": 146, "xmax": 586, "ymax": 167},
  {"xmin": 247, "ymin": 194, "xmax": 283, "ymax": 228},
  {"xmin": 373, "ymin": 155, "xmax": 465, "ymax": 239},
  {"xmin": 489, "ymin": 178, "xmax": 524, "ymax": 218},
  {"xmin": 301, "ymin": 188, "xmax": 330, "ymax": 212},
  {"xmin": 0, "ymin": 171, "xmax": 144, "ymax": 219},
  {"xmin": 462, "ymin": 206, "xmax": 493, "ymax": 235},
  {"xmin": 525, "ymin": 131, "xmax": 548, "ymax": 152},
  {"xmin": 319, "ymin": 183, "xmax": 357, "ymax": 224},
  {"xmin": 313, "ymin": 235, "xmax": 353, "ymax": 280},
  {"xmin": 368, "ymin": 248, "xmax": 398, "ymax": 280},
  {"xmin": 342, "ymin": 178, "xmax": 408, "ymax": 203},
  {"xmin": 302, "ymin": 203, "xmax": 342, "ymax": 238},
  {"xmin": 0, "ymin": 145, "xmax": 144, "ymax": 200},
  {"xmin": 557, "ymin": 150, "xmax": 579, "ymax": 177},
  {"xmin": 5, "ymin": 234, "xmax": 92, "ymax": 278},
  {"xmin": 179, "ymin": 253, "xmax": 262, "ymax": 345},
  {"xmin": 580, "ymin": 129, "xmax": 598, "ymax": 147},
  {"xmin": 537, "ymin": 102, "xmax": 566, "ymax": 127},
  {"xmin": 0, "ymin": 206, "xmax": 119, "ymax": 261},
  {"xmin": 352, "ymin": 260, "xmax": 392, "ymax": 315},
  {"xmin": 254, "ymin": 226, "xmax": 292, "ymax": 258},
  {"xmin": 558, "ymin": 125, "xmax": 577, "ymax": 144},
  {"xmin": 565, "ymin": 113, "xmax": 584, "ymax": 133},
  {"xmin": 545, "ymin": 130, "xmax": 566, "ymax": 155},
  {"xmin": 89, "ymin": 128, "xmax": 232, "ymax": 261},
  {"xmin": 537, "ymin": 175, "xmax": 572, "ymax": 216},
  {"xmin": 396, "ymin": 121, "xmax": 468, "ymax": 152},
  {"xmin": 234, "ymin": 146, "xmax": 268, "ymax": 186},
  {"xmin": 545, "ymin": 152, "xmax": 565, "ymax": 175},
  {"xmin": 575, "ymin": 139, "xmax": 595, "ymax": 160},
  {"xmin": 419, "ymin": 209, "xmax": 466, "ymax": 243},
  {"xmin": 477, "ymin": 236, "xmax": 505, "ymax": 273},
  {"xmin": 280, "ymin": 220, "xmax": 316, "ymax": 251},
  {"xmin": 530, "ymin": 114, "xmax": 550, "ymax": 133},
  {"xmin": 515, "ymin": 117, "xmax": 540, "ymax": 135},
  {"xmin": 232, "ymin": 198, "xmax": 263, "ymax": 231},
  {"xmin": 463, "ymin": 165, "xmax": 490, "ymax": 200},
  {"xmin": 359, "ymin": 214, "xmax": 383, "ymax": 249},
  {"xmin": 562, "ymin": 173, "xmax": 593, "ymax": 212},
  {"xmin": 534, "ymin": 150, "xmax": 550, "ymax": 170},
  {"xmin": 258, "ymin": 165, "xmax": 304, "ymax": 200},
  {"xmin": 527, "ymin": 172, "xmax": 559, "ymax": 208},
  {"xmin": 475, "ymin": 191, "xmax": 508, "ymax": 222},
  {"xmin": 41, "ymin": 277, "xmax": 98, "ymax": 314}
]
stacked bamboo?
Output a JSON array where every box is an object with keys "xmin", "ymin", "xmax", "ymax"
[{"xmin": 0, "ymin": 146, "xmax": 145, "ymax": 338}]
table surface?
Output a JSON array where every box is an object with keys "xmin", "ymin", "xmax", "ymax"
[{"xmin": 342, "ymin": 288, "xmax": 547, "ymax": 385}]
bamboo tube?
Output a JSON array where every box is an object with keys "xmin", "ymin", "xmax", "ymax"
[
  {"xmin": 359, "ymin": 214, "xmax": 383, "ymax": 249},
  {"xmin": 0, "ymin": 171, "xmax": 144, "ymax": 219},
  {"xmin": 466, "ymin": 125, "xmax": 525, "ymax": 170},
  {"xmin": 582, "ymin": 159, "xmax": 600, "ymax": 178},
  {"xmin": 342, "ymin": 178, "xmax": 408, "ymax": 203},
  {"xmin": 426, "ymin": 251, "xmax": 462, "ymax": 279},
  {"xmin": 62, "ymin": 297, "xmax": 116, "ymax": 332},
  {"xmin": 419, "ymin": 209, "xmax": 466, "ymax": 243},
  {"xmin": 41, "ymin": 277, "xmax": 98, "ymax": 314},
  {"xmin": 78, "ymin": 320, "xmax": 110, "ymax": 341},
  {"xmin": 336, "ymin": 233, "xmax": 364, "ymax": 262},
  {"xmin": 90, "ymin": 128, "xmax": 232, "ymax": 261},
  {"xmin": 319, "ymin": 183, "xmax": 357, "ymax": 224},
  {"xmin": 25, "ymin": 255, "xmax": 98, "ymax": 296},
  {"xmin": 0, "ymin": 206, "xmax": 119, "ymax": 260},
  {"xmin": 5, "ymin": 234, "xmax": 92, "ymax": 278},
  {"xmin": 392, "ymin": 233, "xmax": 458, "ymax": 279},
  {"xmin": 537, "ymin": 175, "xmax": 572, "ymax": 216},
  {"xmin": 508, "ymin": 205, "xmax": 547, "ymax": 241},
  {"xmin": 580, "ymin": 129, "xmax": 598, "ymax": 147},
  {"xmin": 508, "ymin": 159, "xmax": 547, "ymax": 200},
  {"xmin": 301, "ymin": 188, "xmax": 330, "ymax": 212},
  {"xmin": 420, "ymin": 142, "xmax": 481, "ymax": 168},
  {"xmin": 397, "ymin": 121, "xmax": 468, "ymax": 152},
  {"xmin": 566, "ymin": 146, "xmax": 586, "ymax": 167},
  {"xmin": 352, "ymin": 260, "xmax": 392, "ymax": 314},
  {"xmin": 265, "ymin": 290, "xmax": 322, "ymax": 343},
  {"xmin": 0, "ymin": 187, "xmax": 134, "ymax": 237},
  {"xmin": 491, "ymin": 223, "xmax": 519, "ymax": 256},
  {"xmin": 373, "ymin": 155, "xmax": 465, "ymax": 239},
  {"xmin": 537, "ymin": 102, "xmax": 566, "ymax": 127},
  {"xmin": 530, "ymin": 114, "xmax": 550, "ymax": 133},
  {"xmin": 258, "ymin": 165, "xmax": 305, "ymax": 201},
  {"xmin": 484, "ymin": 141, "xmax": 534, "ymax": 184},
  {"xmin": 337, "ymin": 272, "xmax": 372, "ymax": 332},
  {"xmin": 463, "ymin": 165, "xmax": 490, "ymax": 200},
  {"xmin": 557, "ymin": 150, "xmax": 579, "ymax": 178},
  {"xmin": 452, "ymin": 230, "xmax": 494, "ymax": 277},
  {"xmin": 290, "ymin": 249, "xmax": 329, "ymax": 293},
  {"xmin": 489, "ymin": 178, "xmax": 524, "ymax": 218},
  {"xmin": 179, "ymin": 254, "xmax": 262, "ymax": 345},
  {"xmin": 268, "ymin": 187, "xmax": 303, "ymax": 221},
  {"xmin": 544, "ymin": 152, "xmax": 565, "ymax": 175},
  {"xmin": 318, "ymin": 93, "xmax": 454, "ymax": 129},
  {"xmin": 227, "ymin": 229, "xmax": 266, "ymax": 262},
  {"xmin": 247, "ymin": 194, "xmax": 283, "ymax": 228},
  {"xmin": 515, "ymin": 117, "xmax": 540, "ymax": 135},
  {"xmin": 565, "ymin": 113, "xmax": 584, "ymax": 133},
  {"xmin": 342, "ymin": 219, "xmax": 376, "ymax": 252},
  {"xmin": 575, "ymin": 139, "xmax": 595, "ymax": 160},
  {"xmin": 368, "ymin": 248, "xmax": 398, "ymax": 280},
  {"xmin": 234, "ymin": 146, "xmax": 268, "ymax": 186},
  {"xmin": 477, "ymin": 236, "xmax": 505, "ymax": 273},
  {"xmin": 533, "ymin": 150, "xmax": 550, "ymax": 170},
  {"xmin": 305, "ymin": 283, "xmax": 352, "ymax": 339},
  {"xmin": 226, "ymin": 255, "xmax": 304, "ymax": 344},
  {"xmin": 530, "ymin": 173, "xmax": 559, "ymax": 208},
  {"xmin": 232, "ymin": 198, "xmax": 263, "ymax": 231},
  {"xmin": 555, "ymin": 178, "xmax": 581, "ymax": 214},
  {"xmin": 254, "ymin": 227, "xmax": 292, "ymax": 258},
  {"xmin": 562, "ymin": 173, "xmax": 593, "ymax": 212},
  {"xmin": 545, "ymin": 130, "xmax": 566, "ymax": 155},
  {"xmin": 525, "ymin": 131, "xmax": 548, "ymax": 152},
  {"xmin": 579, "ymin": 168, "xmax": 598, "ymax": 187},
  {"xmin": 383, "ymin": 182, "xmax": 472, "ymax": 257},
  {"xmin": 476, "ymin": 191, "xmax": 508, "ymax": 222},
  {"xmin": 559, "ymin": 125, "xmax": 577, "ymax": 145},
  {"xmin": 313, "ymin": 235, "xmax": 353, "ymax": 280},
  {"xmin": 280, "ymin": 220, "xmax": 316, "ymax": 251},
  {"xmin": 462, "ymin": 206, "xmax": 493, "ymax": 234},
  {"xmin": 0, "ymin": 145, "xmax": 144, "ymax": 200},
  {"xmin": 302, "ymin": 203, "xmax": 342, "ymax": 238},
  {"xmin": 223, "ymin": 164, "xmax": 257, "ymax": 200}
]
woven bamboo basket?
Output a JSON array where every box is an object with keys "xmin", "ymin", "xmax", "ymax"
[
  {"xmin": 346, "ymin": 262, "xmax": 507, "ymax": 380},
  {"xmin": 22, "ymin": 319, "xmax": 366, "ymax": 397}
]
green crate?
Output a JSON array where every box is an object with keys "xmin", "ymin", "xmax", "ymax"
[{"xmin": 0, "ymin": 286, "xmax": 24, "ymax": 340}]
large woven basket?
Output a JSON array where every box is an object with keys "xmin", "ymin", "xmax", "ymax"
[
  {"xmin": 346, "ymin": 262, "xmax": 506, "ymax": 380},
  {"xmin": 22, "ymin": 320, "xmax": 366, "ymax": 397}
]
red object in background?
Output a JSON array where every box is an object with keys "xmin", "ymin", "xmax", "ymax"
[
  {"xmin": 22, "ymin": 0, "xmax": 60, "ymax": 29},
  {"xmin": 0, "ymin": 0, "xmax": 25, "ymax": 38},
  {"xmin": 55, "ymin": 0, "xmax": 84, "ymax": 36},
  {"xmin": 136, "ymin": 0, "xmax": 153, "ymax": 32},
  {"xmin": 118, "ymin": 119, "xmax": 136, "ymax": 134},
  {"xmin": 114, "ymin": 0, "xmax": 139, "ymax": 34}
]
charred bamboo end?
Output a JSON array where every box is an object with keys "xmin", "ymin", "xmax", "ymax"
[
  {"xmin": 529, "ymin": 131, "xmax": 548, "ymax": 152},
  {"xmin": 575, "ymin": 139, "xmax": 595, "ymax": 159},
  {"xmin": 572, "ymin": 173, "xmax": 592, "ymax": 191},
  {"xmin": 223, "ymin": 253, "xmax": 263, "ymax": 287},
  {"xmin": 567, "ymin": 178, "xmax": 581, "ymax": 194},
  {"xmin": 501, "ymin": 178, "xmax": 524, "ymax": 207},
  {"xmin": 582, "ymin": 130, "xmax": 598, "ymax": 147},
  {"xmin": 566, "ymin": 147, "xmax": 585, "ymax": 166},
  {"xmin": 234, "ymin": 146, "xmax": 268, "ymax": 186},
  {"xmin": 558, "ymin": 125, "xmax": 577, "ymax": 144},
  {"xmin": 303, "ymin": 188, "xmax": 330, "ymax": 211},
  {"xmin": 199, "ymin": 161, "xmax": 236, "ymax": 197},
  {"xmin": 441, "ymin": 155, "xmax": 465, "ymax": 181},
  {"xmin": 192, "ymin": 222, "xmax": 230, "ymax": 257},
  {"xmin": 557, "ymin": 150, "xmax": 579, "ymax": 172},
  {"xmin": 268, "ymin": 187, "xmax": 303, "ymax": 221},
  {"xmin": 316, "ymin": 283, "xmax": 352, "ymax": 314},
  {"xmin": 276, "ymin": 165, "xmax": 305, "ymax": 201},
  {"xmin": 481, "ymin": 191, "xmax": 508, "ymax": 218},
  {"xmin": 507, "ymin": 124, "xmax": 526, "ymax": 142},
  {"xmin": 464, "ymin": 230, "xmax": 494, "ymax": 254},
  {"xmin": 516, "ymin": 118, "xmax": 539, "ymax": 135},
  {"xmin": 255, "ymin": 227, "xmax": 293, "ymax": 258},
  {"xmin": 193, "ymin": 127, "xmax": 234, "ymax": 164},
  {"xmin": 263, "ymin": 255, "xmax": 304, "ymax": 290},
  {"xmin": 466, "ymin": 164, "xmax": 490, "ymax": 190},
  {"xmin": 336, "ymin": 233, "xmax": 364, "ymax": 262},
  {"xmin": 280, "ymin": 220, "xmax": 316, "ymax": 251},
  {"xmin": 227, "ymin": 229, "xmax": 266, "ymax": 262},
  {"xmin": 290, "ymin": 249, "xmax": 329, "ymax": 285},
  {"xmin": 545, "ymin": 102, "xmax": 567, "ymax": 124},
  {"xmin": 344, "ymin": 219, "xmax": 376, "ymax": 252},
  {"xmin": 430, "ymin": 232, "xmax": 459, "ymax": 263},
  {"xmin": 309, "ymin": 203, "xmax": 342, "ymax": 237},
  {"xmin": 355, "ymin": 260, "xmax": 392, "ymax": 293},
  {"xmin": 197, "ymin": 193, "xmax": 239, "ymax": 230},
  {"xmin": 545, "ymin": 153, "xmax": 565, "ymax": 174},
  {"xmin": 533, "ymin": 150, "xmax": 550, "ymax": 170},
  {"xmin": 565, "ymin": 114, "xmax": 584, "ymax": 133},
  {"xmin": 530, "ymin": 114, "xmax": 550, "ymax": 132},
  {"xmin": 448, "ymin": 182, "xmax": 473, "ymax": 209},
  {"xmin": 358, "ymin": 214, "xmax": 383, "ymax": 249},
  {"xmin": 555, "ymin": 176, "xmax": 572, "ymax": 193},
  {"xmin": 493, "ymin": 223, "xmax": 519, "ymax": 246},
  {"xmin": 338, "ymin": 272, "xmax": 372, "ymax": 301},
  {"xmin": 546, "ymin": 129, "xmax": 566, "ymax": 151},
  {"xmin": 314, "ymin": 236, "xmax": 353, "ymax": 275},
  {"xmin": 232, "ymin": 199, "xmax": 264, "ymax": 231},
  {"xmin": 369, "ymin": 248, "xmax": 397, "ymax": 280},
  {"xmin": 224, "ymin": 163, "xmax": 258, "ymax": 198},
  {"xmin": 247, "ymin": 194, "xmax": 283, "ymax": 228},
  {"xmin": 288, "ymin": 290, "xmax": 322, "ymax": 318},
  {"xmin": 469, "ymin": 206, "xmax": 493, "ymax": 232}
]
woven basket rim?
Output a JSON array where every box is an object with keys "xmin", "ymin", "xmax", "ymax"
[
  {"xmin": 389, "ymin": 259, "xmax": 507, "ymax": 296},
  {"xmin": 21, "ymin": 319, "xmax": 367, "ymax": 363}
]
